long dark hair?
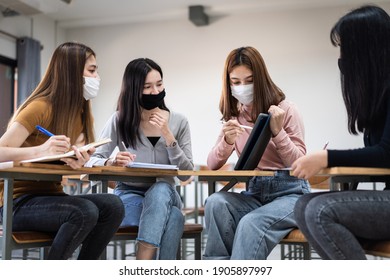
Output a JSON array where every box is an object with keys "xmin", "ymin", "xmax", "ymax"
[
  {"xmin": 331, "ymin": 5, "xmax": 390, "ymax": 134},
  {"xmin": 117, "ymin": 58, "xmax": 169, "ymax": 148},
  {"xmin": 219, "ymin": 46, "xmax": 285, "ymax": 123},
  {"xmin": 11, "ymin": 42, "xmax": 95, "ymax": 144}
]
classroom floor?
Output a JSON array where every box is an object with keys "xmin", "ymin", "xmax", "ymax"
[{"xmin": 4, "ymin": 241, "xmax": 384, "ymax": 260}]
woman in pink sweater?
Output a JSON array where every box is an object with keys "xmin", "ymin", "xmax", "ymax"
[{"xmin": 204, "ymin": 46, "xmax": 310, "ymax": 259}]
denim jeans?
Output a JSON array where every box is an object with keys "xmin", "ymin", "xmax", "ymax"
[
  {"xmin": 204, "ymin": 172, "xmax": 310, "ymax": 260},
  {"xmin": 114, "ymin": 181, "xmax": 184, "ymax": 259},
  {"xmin": 294, "ymin": 190, "xmax": 390, "ymax": 259},
  {"xmin": 0, "ymin": 193, "xmax": 124, "ymax": 260}
]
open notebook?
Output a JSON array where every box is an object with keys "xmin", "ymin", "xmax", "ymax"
[
  {"xmin": 127, "ymin": 162, "xmax": 178, "ymax": 170},
  {"xmin": 19, "ymin": 138, "xmax": 112, "ymax": 163}
]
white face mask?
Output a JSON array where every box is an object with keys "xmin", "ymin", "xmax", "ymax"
[
  {"xmin": 83, "ymin": 76, "xmax": 100, "ymax": 100},
  {"xmin": 231, "ymin": 84, "xmax": 254, "ymax": 105}
]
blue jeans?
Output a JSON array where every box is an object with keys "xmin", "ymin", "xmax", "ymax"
[
  {"xmin": 0, "ymin": 193, "xmax": 124, "ymax": 260},
  {"xmin": 204, "ymin": 172, "xmax": 310, "ymax": 260},
  {"xmin": 114, "ymin": 181, "xmax": 184, "ymax": 259},
  {"xmin": 294, "ymin": 190, "xmax": 390, "ymax": 259}
]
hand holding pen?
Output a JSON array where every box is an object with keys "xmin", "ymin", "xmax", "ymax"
[
  {"xmin": 36, "ymin": 125, "xmax": 71, "ymax": 155},
  {"xmin": 110, "ymin": 141, "xmax": 136, "ymax": 166},
  {"xmin": 291, "ymin": 141, "xmax": 330, "ymax": 180},
  {"xmin": 36, "ymin": 125, "xmax": 55, "ymax": 137},
  {"xmin": 220, "ymin": 119, "xmax": 250, "ymax": 145},
  {"xmin": 220, "ymin": 120, "xmax": 253, "ymax": 130}
]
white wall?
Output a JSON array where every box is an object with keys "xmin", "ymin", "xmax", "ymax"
[
  {"xmin": 66, "ymin": 3, "xmax": 390, "ymax": 166},
  {"xmin": 0, "ymin": 14, "xmax": 65, "ymax": 77},
  {"xmin": 2, "ymin": 3, "xmax": 389, "ymax": 166}
]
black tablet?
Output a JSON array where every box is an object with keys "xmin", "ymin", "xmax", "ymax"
[{"xmin": 234, "ymin": 113, "xmax": 272, "ymax": 170}]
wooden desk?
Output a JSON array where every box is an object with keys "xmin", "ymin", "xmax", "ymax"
[
  {"xmin": 0, "ymin": 163, "xmax": 182, "ymax": 260},
  {"xmin": 315, "ymin": 167, "xmax": 390, "ymax": 191},
  {"xmin": 3, "ymin": 164, "xmax": 389, "ymax": 259},
  {"xmin": 89, "ymin": 166, "xmax": 179, "ymax": 193},
  {"xmin": 0, "ymin": 163, "xmax": 96, "ymax": 260},
  {"xmin": 179, "ymin": 169, "xmax": 274, "ymax": 195},
  {"xmin": 179, "ymin": 167, "xmax": 390, "ymax": 194}
]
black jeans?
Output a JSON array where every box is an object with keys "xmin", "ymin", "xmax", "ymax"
[{"xmin": 1, "ymin": 193, "xmax": 124, "ymax": 259}]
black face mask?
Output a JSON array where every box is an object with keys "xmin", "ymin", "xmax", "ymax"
[
  {"xmin": 141, "ymin": 89, "xmax": 166, "ymax": 110},
  {"xmin": 338, "ymin": 58, "xmax": 345, "ymax": 74}
]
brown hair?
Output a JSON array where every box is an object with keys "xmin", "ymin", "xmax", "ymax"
[
  {"xmin": 219, "ymin": 46, "xmax": 285, "ymax": 123},
  {"xmin": 11, "ymin": 42, "xmax": 95, "ymax": 144}
]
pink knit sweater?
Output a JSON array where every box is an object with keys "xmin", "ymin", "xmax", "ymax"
[{"xmin": 207, "ymin": 100, "xmax": 306, "ymax": 170}]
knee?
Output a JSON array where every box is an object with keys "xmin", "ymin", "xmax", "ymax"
[
  {"xmin": 304, "ymin": 196, "xmax": 334, "ymax": 223},
  {"xmin": 294, "ymin": 193, "xmax": 317, "ymax": 223},
  {"xmin": 170, "ymin": 207, "xmax": 185, "ymax": 228},
  {"xmin": 204, "ymin": 192, "xmax": 230, "ymax": 213},
  {"xmin": 294, "ymin": 196, "xmax": 308, "ymax": 221},
  {"xmin": 147, "ymin": 182, "xmax": 175, "ymax": 200},
  {"xmin": 71, "ymin": 200, "xmax": 99, "ymax": 228},
  {"xmin": 101, "ymin": 194, "xmax": 125, "ymax": 220},
  {"xmin": 237, "ymin": 212, "xmax": 258, "ymax": 232}
]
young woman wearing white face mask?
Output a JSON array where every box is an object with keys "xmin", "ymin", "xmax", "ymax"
[
  {"xmin": 0, "ymin": 42, "xmax": 124, "ymax": 259},
  {"xmin": 204, "ymin": 46, "xmax": 310, "ymax": 260}
]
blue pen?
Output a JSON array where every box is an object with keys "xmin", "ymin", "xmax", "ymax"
[{"xmin": 36, "ymin": 125, "xmax": 54, "ymax": 137}]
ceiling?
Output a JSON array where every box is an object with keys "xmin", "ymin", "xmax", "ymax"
[{"xmin": 1, "ymin": 0, "xmax": 389, "ymax": 29}]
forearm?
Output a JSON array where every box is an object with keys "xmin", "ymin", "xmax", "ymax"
[
  {"xmin": 0, "ymin": 146, "xmax": 43, "ymax": 162},
  {"xmin": 273, "ymin": 129, "xmax": 306, "ymax": 166},
  {"xmin": 207, "ymin": 136, "xmax": 234, "ymax": 170}
]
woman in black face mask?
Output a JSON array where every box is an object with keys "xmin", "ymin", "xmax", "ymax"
[{"xmin": 86, "ymin": 58, "xmax": 194, "ymax": 260}]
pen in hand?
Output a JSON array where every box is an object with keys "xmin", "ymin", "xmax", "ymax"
[
  {"xmin": 120, "ymin": 141, "xmax": 127, "ymax": 152},
  {"xmin": 322, "ymin": 141, "xmax": 329, "ymax": 150},
  {"xmin": 115, "ymin": 141, "xmax": 136, "ymax": 166},
  {"xmin": 220, "ymin": 120, "xmax": 253, "ymax": 130},
  {"xmin": 36, "ymin": 125, "xmax": 54, "ymax": 137}
]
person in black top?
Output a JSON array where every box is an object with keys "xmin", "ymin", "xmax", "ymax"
[{"xmin": 291, "ymin": 5, "xmax": 390, "ymax": 259}]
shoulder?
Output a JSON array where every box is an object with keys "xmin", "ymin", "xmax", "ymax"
[
  {"xmin": 104, "ymin": 111, "xmax": 119, "ymax": 124},
  {"xmin": 101, "ymin": 111, "xmax": 120, "ymax": 131},
  {"xmin": 112, "ymin": 111, "xmax": 119, "ymax": 120},
  {"xmin": 279, "ymin": 100, "xmax": 301, "ymax": 116},
  {"xmin": 16, "ymin": 99, "xmax": 52, "ymax": 120},
  {"xmin": 279, "ymin": 99, "xmax": 296, "ymax": 109},
  {"xmin": 14, "ymin": 99, "xmax": 52, "ymax": 133},
  {"xmin": 170, "ymin": 111, "xmax": 189, "ymax": 123},
  {"xmin": 170, "ymin": 111, "xmax": 191, "ymax": 134},
  {"xmin": 24, "ymin": 99, "xmax": 51, "ymax": 113}
]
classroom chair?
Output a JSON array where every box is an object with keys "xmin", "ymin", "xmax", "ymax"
[
  {"xmin": 279, "ymin": 176, "xmax": 331, "ymax": 260},
  {"xmin": 0, "ymin": 228, "xmax": 53, "ymax": 259},
  {"xmin": 111, "ymin": 223, "xmax": 204, "ymax": 260}
]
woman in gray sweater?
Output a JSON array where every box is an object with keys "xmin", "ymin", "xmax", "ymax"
[{"xmin": 86, "ymin": 58, "xmax": 194, "ymax": 260}]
